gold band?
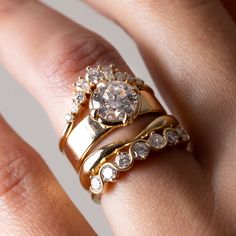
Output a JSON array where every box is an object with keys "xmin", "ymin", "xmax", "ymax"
[
  {"xmin": 84, "ymin": 116, "xmax": 190, "ymax": 200},
  {"xmin": 58, "ymin": 65, "xmax": 190, "ymax": 203},
  {"xmin": 60, "ymin": 86, "xmax": 165, "ymax": 170},
  {"xmin": 79, "ymin": 115, "xmax": 178, "ymax": 190}
]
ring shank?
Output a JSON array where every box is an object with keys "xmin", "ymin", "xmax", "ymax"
[
  {"xmin": 79, "ymin": 115, "xmax": 178, "ymax": 190},
  {"xmin": 62, "ymin": 89, "xmax": 166, "ymax": 171}
]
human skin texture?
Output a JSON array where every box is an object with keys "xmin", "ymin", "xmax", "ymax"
[{"xmin": 0, "ymin": 0, "xmax": 236, "ymax": 235}]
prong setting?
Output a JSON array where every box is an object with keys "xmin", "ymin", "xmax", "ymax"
[{"xmin": 64, "ymin": 65, "xmax": 147, "ymax": 133}]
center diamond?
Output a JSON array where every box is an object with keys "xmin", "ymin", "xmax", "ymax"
[{"xmin": 90, "ymin": 81, "xmax": 140, "ymax": 124}]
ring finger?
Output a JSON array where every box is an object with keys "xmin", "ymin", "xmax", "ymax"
[{"xmin": 0, "ymin": 1, "xmax": 211, "ymax": 235}]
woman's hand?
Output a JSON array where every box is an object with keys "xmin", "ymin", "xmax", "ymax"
[{"xmin": 0, "ymin": 0, "xmax": 236, "ymax": 235}]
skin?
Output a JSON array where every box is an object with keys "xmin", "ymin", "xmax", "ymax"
[{"xmin": 0, "ymin": 0, "xmax": 236, "ymax": 235}]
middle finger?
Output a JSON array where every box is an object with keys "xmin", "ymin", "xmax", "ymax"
[{"xmin": 86, "ymin": 0, "xmax": 236, "ymax": 165}]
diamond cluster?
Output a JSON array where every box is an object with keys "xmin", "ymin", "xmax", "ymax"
[
  {"xmin": 90, "ymin": 125, "xmax": 190, "ymax": 194},
  {"xmin": 64, "ymin": 65, "xmax": 144, "ymax": 124}
]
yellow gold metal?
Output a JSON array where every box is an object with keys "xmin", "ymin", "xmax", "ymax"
[
  {"xmin": 79, "ymin": 115, "xmax": 178, "ymax": 190},
  {"xmin": 59, "ymin": 122, "xmax": 73, "ymax": 152},
  {"xmin": 59, "ymin": 65, "xmax": 167, "ymax": 179},
  {"xmin": 87, "ymin": 120, "xmax": 190, "ymax": 201},
  {"xmin": 62, "ymin": 91, "xmax": 165, "ymax": 170},
  {"xmin": 59, "ymin": 65, "xmax": 191, "ymax": 204}
]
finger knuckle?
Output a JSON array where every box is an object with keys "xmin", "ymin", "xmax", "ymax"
[
  {"xmin": 0, "ymin": 144, "xmax": 39, "ymax": 207},
  {"xmin": 37, "ymin": 32, "xmax": 124, "ymax": 92},
  {"xmin": 0, "ymin": 0, "xmax": 30, "ymax": 21}
]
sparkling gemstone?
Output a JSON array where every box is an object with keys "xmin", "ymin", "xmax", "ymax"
[
  {"xmin": 65, "ymin": 113, "xmax": 74, "ymax": 123},
  {"xmin": 148, "ymin": 133, "xmax": 167, "ymax": 149},
  {"xmin": 75, "ymin": 78, "xmax": 91, "ymax": 93},
  {"xmin": 130, "ymin": 141, "xmax": 150, "ymax": 160},
  {"xmin": 164, "ymin": 128, "xmax": 180, "ymax": 146},
  {"xmin": 71, "ymin": 103, "xmax": 80, "ymax": 114},
  {"xmin": 176, "ymin": 126, "xmax": 190, "ymax": 142},
  {"xmin": 126, "ymin": 74, "xmax": 135, "ymax": 84},
  {"xmin": 86, "ymin": 68, "xmax": 103, "ymax": 85},
  {"xmin": 74, "ymin": 91, "xmax": 86, "ymax": 104},
  {"xmin": 102, "ymin": 66, "xmax": 115, "ymax": 81},
  {"xmin": 114, "ymin": 152, "xmax": 132, "ymax": 169},
  {"xmin": 135, "ymin": 78, "xmax": 144, "ymax": 86},
  {"xmin": 114, "ymin": 71, "xmax": 125, "ymax": 81},
  {"xmin": 100, "ymin": 164, "xmax": 118, "ymax": 182},
  {"xmin": 90, "ymin": 81, "xmax": 140, "ymax": 124},
  {"xmin": 90, "ymin": 175, "xmax": 103, "ymax": 194}
]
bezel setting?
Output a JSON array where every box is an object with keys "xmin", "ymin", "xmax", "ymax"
[
  {"xmin": 99, "ymin": 163, "xmax": 119, "ymax": 182},
  {"xmin": 130, "ymin": 140, "xmax": 151, "ymax": 160},
  {"xmin": 90, "ymin": 175, "xmax": 103, "ymax": 194},
  {"xmin": 89, "ymin": 123, "xmax": 190, "ymax": 197}
]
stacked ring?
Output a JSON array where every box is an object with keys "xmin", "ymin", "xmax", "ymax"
[
  {"xmin": 80, "ymin": 115, "xmax": 189, "ymax": 202},
  {"xmin": 59, "ymin": 65, "xmax": 165, "ymax": 170},
  {"xmin": 80, "ymin": 115, "xmax": 179, "ymax": 189},
  {"xmin": 59, "ymin": 65, "xmax": 190, "ymax": 203}
]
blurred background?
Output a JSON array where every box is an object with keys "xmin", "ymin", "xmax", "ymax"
[{"xmin": 0, "ymin": 1, "xmax": 158, "ymax": 235}]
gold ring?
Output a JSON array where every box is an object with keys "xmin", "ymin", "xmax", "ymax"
[
  {"xmin": 86, "ymin": 117, "xmax": 189, "ymax": 201},
  {"xmin": 59, "ymin": 65, "xmax": 165, "ymax": 170},
  {"xmin": 58, "ymin": 65, "xmax": 190, "ymax": 203},
  {"xmin": 79, "ymin": 115, "xmax": 179, "ymax": 190}
]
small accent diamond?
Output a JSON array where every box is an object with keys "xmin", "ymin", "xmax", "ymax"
[
  {"xmin": 164, "ymin": 128, "xmax": 180, "ymax": 146},
  {"xmin": 135, "ymin": 78, "xmax": 144, "ymax": 86},
  {"xmin": 102, "ymin": 66, "xmax": 115, "ymax": 81},
  {"xmin": 75, "ymin": 78, "xmax": 91, "ymax": 93},
  {"xmin": 148, "ymin": 133, "xmax": 167, "ymax": 149},
  {"xmin": 71, "ymin": 103, "xmax": 80, "ymax": 114},
  {"xmin": 86, "ymin": 68, "xmax": 103, "ymax": 85},
  {"xmin": 100, "ymin": 164, "xmax": 118, "ymax": 182},
  {"xmin": 74, "ymin": 91, "xmax": 86, "ymax": 104},
  {"xmin": 114, "ymin": 152, "xmax": 132, "ymax": 169},
  {"xmin": 130, "ymin": 141, "xmax": 150, "ymax": 160},
  {"xmin": 176, "ymin": 126, "xmax": 189, "ymax": 142},
  {"xmin": 90, "ymin": 175, "xmax": 103, "ymax": 194},
  {"xmin": 126, "ymin": 74, "xmax": 135, "ymax": 84},
  {"xmin": 65, "ymin": 113, "xmax": 74, "ymax": 123},
  {"xmin": 114, "ymin": 71, "xmax": 125, "ymax": 81}
]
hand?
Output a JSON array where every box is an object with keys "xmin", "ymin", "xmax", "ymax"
[{"xmin": 0, "ymin": 0, "xmax": 236, "ymax": 235}]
